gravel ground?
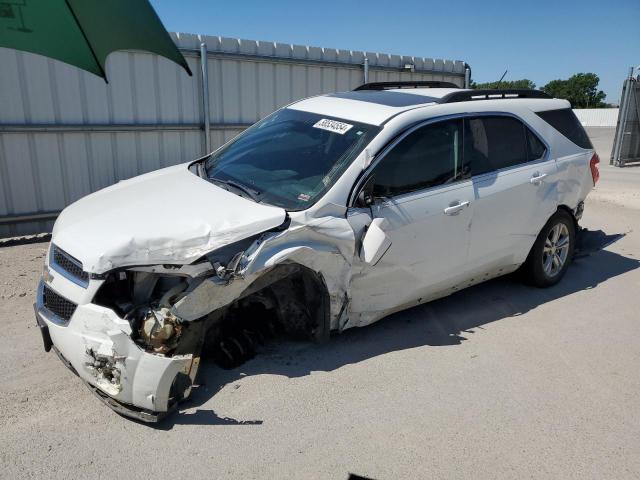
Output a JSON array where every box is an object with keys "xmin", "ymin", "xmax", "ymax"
[{"xmin": 1, "ymin": 140, "xmax": 639, "ymax": 479}]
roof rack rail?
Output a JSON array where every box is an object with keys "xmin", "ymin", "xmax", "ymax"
[
  {"xmin": 354, "ymin": 81, "xmax": 460, "ymax": 91},
  {"xmin": 439, "ymin": 89, "xmax": 551, "ymax": 103}
]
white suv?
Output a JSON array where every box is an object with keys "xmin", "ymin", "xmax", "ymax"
[{"xmin": 35, "ymin": 82, "xmax": 600, "ymax": 421}]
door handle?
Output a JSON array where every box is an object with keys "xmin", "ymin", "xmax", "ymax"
[
  {"xmin": 530, "ymin": 172, "xmax": 547, "ymax": 185},
  {"xmin": 444, "ymin": 200, "xmax": 470, "ymax": 215}
]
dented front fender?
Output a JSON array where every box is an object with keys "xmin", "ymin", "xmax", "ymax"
[{"xmin": 171, "ymin": 212, "xmax": 356, "ymax": 330}]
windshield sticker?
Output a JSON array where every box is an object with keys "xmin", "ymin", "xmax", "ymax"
[
  {"xmin": 297, "ymin": 193, "xmax": 311, "ymax": 202},
  {"xmin": 313, "ymin": 118, "xmax": 353, "ymax": 135}
]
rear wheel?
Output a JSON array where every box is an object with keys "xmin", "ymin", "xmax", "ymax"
[{"xmin": 522, "ymin": 210, "xmax": 575, "ymax": 287}]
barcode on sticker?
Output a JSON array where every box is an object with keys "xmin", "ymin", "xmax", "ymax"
[{"xmin": 313, "ymin": 118, "xmax": 353, "ymax": 135}]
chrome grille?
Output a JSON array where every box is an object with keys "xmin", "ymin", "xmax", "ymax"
[
  {"xmin": 51, "ymin": 245, "xmax": 89, "ymax": 286},
  {"xmin": 42, "ymin": 285, "xmax": 77, "ymax": 323}
]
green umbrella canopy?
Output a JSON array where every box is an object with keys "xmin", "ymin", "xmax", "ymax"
[{"xmin": 0, "ymin": 0, "xmax": 192, "ymax": 81}]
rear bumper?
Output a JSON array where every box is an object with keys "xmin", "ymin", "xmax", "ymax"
[{"xmin": 34, "ymin": 280, "xmax": 194, "ymax": 422}]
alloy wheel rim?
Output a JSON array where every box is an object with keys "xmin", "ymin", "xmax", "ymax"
[{"xmin": 542, "ymin": 223, "xmax": 570, "ymax": 277}]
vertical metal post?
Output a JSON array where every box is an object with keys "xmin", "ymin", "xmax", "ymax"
[
  {"xmin": 363, "ymin": 57, "xmax": 369, "ymax": 84},
  {"xmin": 612, "ymin": 67, "xmax": 633, "ymax": 166},
  {"xmin": 464, "ymin": 65, "xmax": 471, "ymax": 89},
  {"xmin": 611, "ymin": 80, "xmax": 627, "ymax": 165},
  {"xmin": 200, "ymin": 42, "xmax": 211, "ymax": 154}
]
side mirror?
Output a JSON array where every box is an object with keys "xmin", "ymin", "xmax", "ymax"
[
  {"xmin": 355, "ymin": 175, "xmax": 376, "ymax": 208},
  {"xmin": 360, "ymin": 218, "xmax": 392, "ymax": 265}
]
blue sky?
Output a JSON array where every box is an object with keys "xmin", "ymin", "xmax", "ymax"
[{"xmin": 151, "ymin": 0, "xmax": 639, "ymax": 103}]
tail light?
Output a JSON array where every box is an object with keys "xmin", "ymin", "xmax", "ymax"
[{"xmin": 590, "ymin": 153, "xmax": 600, "ymax": 185}]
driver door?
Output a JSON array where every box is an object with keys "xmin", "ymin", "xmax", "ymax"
[{"xmin": 348, "ymin": 118, "xmax": 475, "ymax": 324}]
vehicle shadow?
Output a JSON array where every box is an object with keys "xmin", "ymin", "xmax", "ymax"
[{"xmin": 157, "ymin": 231, "xmax": 638, "ymax": 429}]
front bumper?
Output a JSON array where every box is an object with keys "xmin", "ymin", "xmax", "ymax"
[{"xmin": 35, "ymin": 280, "xmax": 195, "ymax": 422}]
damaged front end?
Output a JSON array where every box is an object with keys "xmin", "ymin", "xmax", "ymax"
[
  {"xmin": 35, "ymin": 245, "xmax": 233, "ymax": 421},
  {"xmin": 36, "ymin": 261, "xmax": 207, "ymax": 421},
  {"xmin": 78, "ymin": 259, "xmax": 230, "ymax": 421},
  {"xmin": 37, "ymin": 212, "xmax": 352, "ymax": 422}
]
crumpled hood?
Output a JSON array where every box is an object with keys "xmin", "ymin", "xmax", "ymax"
[{"xmin": 52, "ymin": 163, "xmax": 287, "ymax": 273}]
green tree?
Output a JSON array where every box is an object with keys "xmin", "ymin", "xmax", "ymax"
[
  {"xmin": 471, "ymin": 79, "xmax": 536, "ymax": 90},
  {"xmin": 542, "ymin": 73, "xmax": 607, "ymax": 108}
]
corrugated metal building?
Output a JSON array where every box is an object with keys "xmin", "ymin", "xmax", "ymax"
[{"xmin": 0, "ymin": 32, "xmax": 467, "ymax": 237}]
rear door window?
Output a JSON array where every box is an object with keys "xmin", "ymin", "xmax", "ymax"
[
  {"xmin": 464, "ymin": 116, "xmax": 528, "ymax": 176},
  {"xmin": 535, "ymin": 108, "xmax": 593, "ymax": 149}
]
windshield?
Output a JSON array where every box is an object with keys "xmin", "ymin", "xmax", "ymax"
[{"xmin": 205, "ymin": 109, "xmax": 380, "ymax": 210}]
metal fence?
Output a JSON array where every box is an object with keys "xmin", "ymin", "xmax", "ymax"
[
  {"xmin": 0, "ymin": 32, "xmax": 467, "ymax": 237},
  {"xmin": 611, "ymin": 69, "xmax": 640, "ymax": 167}
]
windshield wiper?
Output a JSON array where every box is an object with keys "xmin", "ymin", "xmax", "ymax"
[{"xmin": 210, "ymin": 178, "xmax": 262, "ymax": 203}]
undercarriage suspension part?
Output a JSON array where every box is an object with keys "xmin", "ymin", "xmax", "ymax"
[{"xmin": 209, "ymin": 303, "xmax": 280, "ymax": 369}]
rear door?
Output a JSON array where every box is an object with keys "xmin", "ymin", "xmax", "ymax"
[
  {"xmin": 348, "ymin": 118, "xmax": 475, "ymax": 320},
  {"xmin": 464, "ymin": 114, "xmax": 559, "ymax": 273}
]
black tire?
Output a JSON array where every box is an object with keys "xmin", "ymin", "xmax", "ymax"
[{"xmin": 522, "ymin": 209, "xmax": 576, "ymax": 287}]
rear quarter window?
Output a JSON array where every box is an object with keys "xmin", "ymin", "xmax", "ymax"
[{"xmin": 535, "ymin": 108, "xmax": 593, "ymax": 149}]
